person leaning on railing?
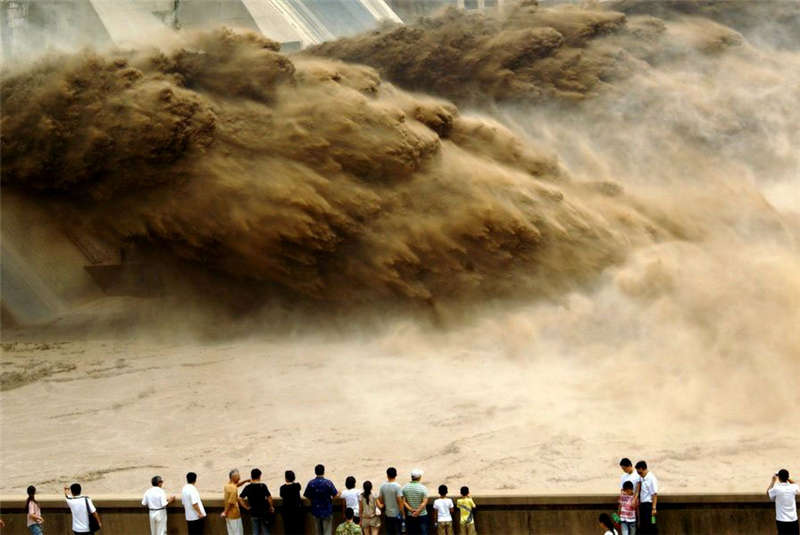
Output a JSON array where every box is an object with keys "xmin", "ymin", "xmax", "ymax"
[{"xmin": 142, "ymin": 475, "xmax": 175, "ymax": 535}]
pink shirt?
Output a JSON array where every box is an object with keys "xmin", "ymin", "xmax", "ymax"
[
  {"xmin": 27, "ymin": 500, "xmax": 42, "ymax": 527},
  {"xmin": 619, "ymin": 493, "xmax": 636, "ymax": 522}
]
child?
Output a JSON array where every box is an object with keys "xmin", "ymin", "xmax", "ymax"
[
  {"xmin": 599, "ymin": 513, "xmax": 619, "ymax": 535},
  {"xmin": 336, "ymin": 507, "xmax": 363, "ymax": 535},
  {"xmin": 457, "ymin": 486, "xmax": 477, "ymax": 535},
  {"xmin": 342, "ymin": 476, "xmax": 361, "ymax": 525},
  {"xmin": 433, "ymin": 485, "xmax": 454, "ymax": 535},
  {"xmin": 617, "ymin": 480, "xmax": 637, "ymax": 535}
]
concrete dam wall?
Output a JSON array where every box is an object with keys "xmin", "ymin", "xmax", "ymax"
[
  {"xmin": 0, "ymin": 493, "xmax": 781, "ymax": 534},
  {"xmin": 0, "ymin": 0, "xmax": 401, "ymax": 59}
]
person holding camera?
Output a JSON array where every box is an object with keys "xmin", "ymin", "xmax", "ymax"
[
  {"xmin": 768, "ymin": 469, "xmax": 799, "ymax": 535},
  {"xmin": 64, "ymin": 483, "xmax": 102, "ymax": 534}
]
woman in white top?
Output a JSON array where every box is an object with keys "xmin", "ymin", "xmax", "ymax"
[
  {"xmin": 26, "ymin": 485, "xmax": 44, "ymax": 534},
  {"xmin": 598, "ymin": 513, "xmax": 619, "ymax": 535}
]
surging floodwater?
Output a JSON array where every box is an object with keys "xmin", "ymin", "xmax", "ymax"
[{"xmin": 1, "ymin": 1, "xmax": 798, "ymax": 495}]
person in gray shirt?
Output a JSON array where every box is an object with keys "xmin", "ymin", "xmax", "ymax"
[{"xmin": 378, "ymin": 467, "xmax": 404, "ymax": 535}]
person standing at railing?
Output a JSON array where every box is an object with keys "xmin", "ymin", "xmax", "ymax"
[
  {"xmin": 378, "ymin": 467, "xmax": 404, "ymax": 535},
  {"xmin": 240, "ymin": 468, "xmax": 275, "ymax": 535},
  {"xmin": 617, "ymin": 480, "xmax": 637, "ymax": 535},
  {"xmin": 64, "ymin": 483, "xmax": 102, "ymax": 535},
  {"xmin": 222, "ymin": 469, "xmax": 250, "ymax": 535},
  {"xmin": 26, "ymin": 485, "xmax": 44, "ymax": 534},
  {"xmin": 280, "ymin": 470, "xmax": 304, "ymax": 535},
  {"xmin": 181, "ymin": 472, "xmax": 207, "ymax": 535},
  {"xmin": 432, "ymin": 485, "xmax": 454, "ymax": 535},
  {"xmin": 142, "ymin": 475, "xmax": 175, "ymax": 535},
  {"xmin": 456, "ymin": 486, "xmax": 477, "ymax": 535},
  {"xmin": 635, "ymin": 461, "xmax": 658, "ymax": 535},
  {"xmin": 304, "ymin": 464, "xmax": 339, "ymax": 535},
  {"xmin": 359, "ymin": 481, "xmax": 381, "ymax": 535},
  {"xmin": 402, "ymin": 469, "xmax": 429, "ymax": 535},
  {"xmin": 341, "ymin": 476, "xmax": 361, "ymax": 526},
  {"xmin": 768, "ymin": 469, "xmax": 799, "ymax": 535},
  {"xmin": 619, "ymin": 458, "xmax": 640, "ymax": 491}
]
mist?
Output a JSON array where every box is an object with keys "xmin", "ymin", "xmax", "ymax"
[{"xmin": 1, "ymin": 0, "xmax": 798, "ymax": 495}]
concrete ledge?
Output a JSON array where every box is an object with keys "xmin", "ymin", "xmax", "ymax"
[{"xmin": 0, "ymin": 493, "xmax": 779, "ymax": 534}]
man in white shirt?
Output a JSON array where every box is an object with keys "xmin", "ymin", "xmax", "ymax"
[
  {"xmin": 64, "ymin": 483, "xmax": 102, "ymax": 534},
  {"xmin": 142, "ymin": 475, "xmax": 175, "ymax": 535},
  {"xmin": 182, "ymin": 472, "xmax": 208, "ymax": 535},
  {"xmin": 635, "ymin": 460, "xmax": 658, "ymax": 534},
  {"xmin": 768, "ymin": 469, "xmax": 799, "ymax": 535},
  {"xmin": 619, "ymin": 458, "xmax": 640, "ymax": 490}
]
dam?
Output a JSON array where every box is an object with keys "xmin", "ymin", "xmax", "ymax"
[
  {"xmin": 0, "ymin": 0, "xmax": 402, "ymax": 58},
  {"xmin": 1, "ymin": 1, "xmax": 798, "ymax": 532}
]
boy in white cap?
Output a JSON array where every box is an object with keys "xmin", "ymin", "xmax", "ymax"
[{"xmin": 402, "ymin": 469, "xmax": 429, "ymax": 535}]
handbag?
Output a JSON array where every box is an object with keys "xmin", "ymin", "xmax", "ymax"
[{"xmin": 85, "ymin": 496, "xmax": 101, "ymax": 532}]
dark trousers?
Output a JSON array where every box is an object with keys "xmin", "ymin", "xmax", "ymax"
[
  {"xmin": 283, "ymin": 511, "xmax": 305, "ymax": 535},
  {"xmin": 187, "ymin": 518, "xmax": 205, "ymax": 535},
  {"xmin": 638, "ymin": 502, "xmax": 658, "ymax": 534},
  {"xmin": 406, "ymin": 515, "xmax": 429, "ymax": 535},
  {"xmin": 251, "ymin": 516, "xmax": 271, "ymax": 535},
  {"xmin": 313, "ymin": 515, "xmax": 332, "ymax": 535},
  {"xmin": 778, "ymin": 520, "xmax": 800, "ymax": 535},
  {"xmin": 384, "ymin": 516, "xmax": 403, "ymax": 535}
]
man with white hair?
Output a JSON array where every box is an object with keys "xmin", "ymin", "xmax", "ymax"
[
  {"xmin": 142, "ymin": 475, "xmax": 175, "ymax": 535},
  {"xmin": 402, "ymin": 469, "xmax": 429, "ymax": 535},
  {"xmin": 222, "ymin": 469, "xmax": 248, "ymax": 535}
]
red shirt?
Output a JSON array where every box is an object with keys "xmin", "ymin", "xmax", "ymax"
[{"xmin": 619, "ymin": 493, "xmax": 636, "ymax": 522}]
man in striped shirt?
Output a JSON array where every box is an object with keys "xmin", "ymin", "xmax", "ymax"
[{"xmin": 402, "ymin": 469, "xmax": 429, "ymax": 535}]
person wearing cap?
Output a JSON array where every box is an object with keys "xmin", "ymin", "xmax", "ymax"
[
  {"xmin": 402, "ymin": 469, "xmax": 429, "ymax": 535},
  {"xmin": 142, "ymin": 475, "xmax": 175, "ymax": 535}
]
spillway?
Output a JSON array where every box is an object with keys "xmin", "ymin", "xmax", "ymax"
[{"xmin": 0, "ymin": 0, "xmax": 401, "ymax": 59}]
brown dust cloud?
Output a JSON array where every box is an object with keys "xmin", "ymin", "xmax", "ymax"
[{"xmin": 1, "ymin": 1, "xmax": 798, "ymax": 495}]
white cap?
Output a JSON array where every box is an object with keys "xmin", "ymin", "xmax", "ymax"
[{"xmin": 411, "ymin": 468, "xmax": 423, "ymax": 479}]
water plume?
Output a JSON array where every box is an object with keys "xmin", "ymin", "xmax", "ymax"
[{"xmin": 1, "ymin": 28, "xmax": 675, "ymax": 305}]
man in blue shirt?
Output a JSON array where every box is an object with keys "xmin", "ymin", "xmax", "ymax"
[{"xmin": 304, "ymin": 464, "xmax": 339, "ymax": 535}]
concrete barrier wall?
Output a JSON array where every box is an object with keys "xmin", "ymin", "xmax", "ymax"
[{"xmin": 0, "ymin": 494, "xmax": 778, "ymax": 534}]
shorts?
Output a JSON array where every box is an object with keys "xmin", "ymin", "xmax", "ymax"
[
  {"xmin": 362, "ymin": 516, "xmax": 381, "ymax": 528},
  {"xmin": 461, "ymin": 522, "xmax": 477, "ymax": 535},
  {"xmin": 436, "ymin": 521, "xmax": 453, "ymax": 535}
]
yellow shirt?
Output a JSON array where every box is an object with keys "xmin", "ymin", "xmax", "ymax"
[
  {"xmin": 457, "ymin": 497, "xmax": 475, "ymax": 524},
  {"xmin": 224, "ymin": 483, "xmax": 241, "ymax": 519}
]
